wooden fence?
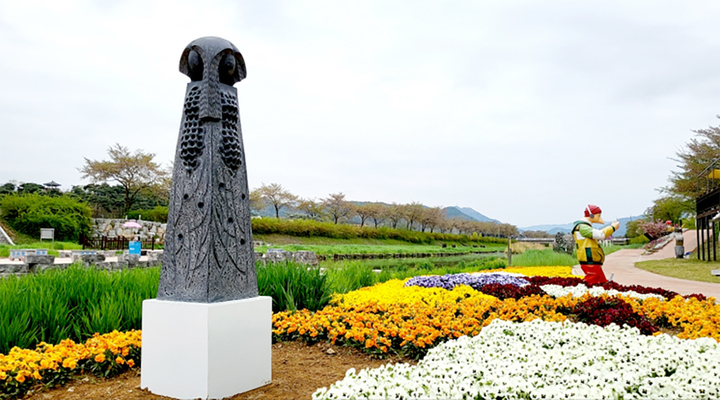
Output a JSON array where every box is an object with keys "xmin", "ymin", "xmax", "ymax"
[{"xmin": 81, "ymin": 234, "xmax": 157, "ymax": 251}]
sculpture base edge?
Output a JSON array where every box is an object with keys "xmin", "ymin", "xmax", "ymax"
[{"xmin": 140, "ymin": 297, "xmax": 272, "ymax": 399}]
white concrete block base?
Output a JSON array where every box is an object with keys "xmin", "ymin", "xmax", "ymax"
[{"xmin": 140, "ymin": 297, "xmax": 272, "ymax": 399}]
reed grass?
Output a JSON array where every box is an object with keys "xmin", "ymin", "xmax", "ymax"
[
  {"xmin": 256, "ymin": 261, "xmax": 332, "ymax": 312},
  {"xmin": 509, "ymin": 249, "xmax": 578, "ymax": 266},
  {"xmin": 0, "ymin": 264, "xmax": 158, "ymax": 354}
]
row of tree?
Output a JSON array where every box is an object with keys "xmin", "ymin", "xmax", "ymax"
[
  {"xmin": 250, "ymin": 183, "xmax": 519, "ymax": 237},
  {"xmin": 2, "ymin": 143, "xmax": 520, "ymax": 237}
]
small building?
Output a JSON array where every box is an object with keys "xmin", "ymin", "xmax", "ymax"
[{"xmin": 696, "ymin": 161, "xmax": 720, "ymax": 261}]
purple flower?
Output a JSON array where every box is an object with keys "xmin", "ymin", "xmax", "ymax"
[{"xmin": 405, "ymin": 273, "xmax": 529, "ymax": 291}]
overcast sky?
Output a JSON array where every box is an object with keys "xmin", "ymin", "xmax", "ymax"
[{"xmin": 2, "ymin": 1, "xmax": 720, "ymax": 227}]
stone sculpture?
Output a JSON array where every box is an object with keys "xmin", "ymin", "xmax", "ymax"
[{"xmin": 157, "ymin": 36, "xmax": 257, "ymax": 303}]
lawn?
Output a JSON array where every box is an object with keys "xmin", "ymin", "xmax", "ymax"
[{"xmin": 636, "ymin": 258, "xmax": 720, "ymax": 284}]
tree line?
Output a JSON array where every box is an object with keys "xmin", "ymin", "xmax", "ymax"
[
  {"xmin": 251, "ymin": 183, "xmax": 519, "ymax": 238},
  {"xmin": 1, "ymin": 143, "xmax": 520, "ymax": 238}
]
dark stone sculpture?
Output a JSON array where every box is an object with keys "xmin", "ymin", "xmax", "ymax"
[{"xmin": 158, "ymin": 37, "xmax": 257, "ymax": 303}]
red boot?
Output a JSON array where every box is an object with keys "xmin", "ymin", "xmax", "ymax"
[{"xmin": 581, "ymin": 264, "xmax": 607, "ymax": 285}]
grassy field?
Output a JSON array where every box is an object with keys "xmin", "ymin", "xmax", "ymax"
[
  {"xmin": 635, "ymin": 258, "xmax": 720, "ymax": 284},
  {"xmin": 509, "ymin": 249, "xmax": 578, "ymax": 266}
]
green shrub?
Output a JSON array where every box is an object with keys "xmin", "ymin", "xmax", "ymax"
[
  {"xmin": 0, "ymin": 194, "xmax": 92, "ymax": 242},
  {"xmin": 257, "ymin": 261, "xmax": 332, "ymax": 312},
  {"xmin": 0, "ymin": 265, "xmax": 159, "ymax": 354},
  {"xmin": 630, "ymin": 235, "xmax": 650, "ymax": 245},
  {"xmin": 250, "ymin": 217, "xmax": 506, "ymax": 245},
  {"xmin": 126, "ymin": 206, "xmax": 168, "ymax": 223}
]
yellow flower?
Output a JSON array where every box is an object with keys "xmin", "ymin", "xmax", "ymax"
[{"xmin": 94, "ymin": 354, "xmax": 106, "ymax": 363}]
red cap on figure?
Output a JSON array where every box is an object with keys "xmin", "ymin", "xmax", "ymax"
[{"xmin": 584, "ymin": 205, "xmax": 602, "ymax": 217}]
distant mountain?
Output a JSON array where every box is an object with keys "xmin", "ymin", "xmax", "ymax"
[
  {"xmin": 520, "ymin": 216, "xmax": 641, "ymax": 237},
  {"xmin": 458, "ymin": 207, "xmax": 500, "ymax": 223},
  {"xmin": 444, "ymin": 206, "xmax": 500, "ymax": 223}
]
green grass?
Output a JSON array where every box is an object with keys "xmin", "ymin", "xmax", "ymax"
[
  {"xmin": 635, "ymin": 258, "xmax": 720, "ymax": 284},
  {"xmin": 0, "ymin": 241, "xmax": 83, "ymax": 257},
  {"xmin": 255, "ymin": 243, "xmax": 504, "ymax": 256},
  {"xmin": 0, "ymin": 264, "xmax": 159, "ymax": 354},
  {"xmin": 254, "ymin": 233, "xmax": 504, "ymax": 248},
  {"xmin": 256, "ymin": 261, "xmax": 332, "ymax": 313},
  {"xmin": 510, "ymin": 249, "xmax": 579, "ymax": 266}
]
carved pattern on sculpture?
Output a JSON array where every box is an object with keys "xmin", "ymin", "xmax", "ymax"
[
  {"xmin": 158, "ymin": 37, "xmax": 256, "ymax": 303},
  {"xmin": 179, "ymin": 87, "xmax": 204, "ymax": 171},
  {"xmin": 220, "ymin": 92, "xmax": 242, "ymax": 172}
]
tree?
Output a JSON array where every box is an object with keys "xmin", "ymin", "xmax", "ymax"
[
  {"xmin": 366, "ymin": 203, "xmax": 388, "ymax": 228},
  {"xmin": 79, "ymin": 143, "xmax": 168, "ymax": 214},
  {"xmin": 323, "ymin": 192, "xmax": 353, "ymax": 224},
  {"xmin": 69, "ymin": 183, "xmax": 125, "ymax": 218},
  {"xmin": 0, "ymin": 182, "xmax": 16, "ymax": 195},
  {"xmin": 248, "ymin": 188, "xmax": 265, "ymax": 216},
  {"xmin": 420, "ymin": 207, "xmax": 445, "ymax": 232},
  {"xmin": 386, "ymin": 203, "xmax": 405, "ymax": 229},
  {"xmin": 625, "ymin": 218, "xmax": 645, "ymax": 239},
  {"xmin": 353, "ymin": 203, "xmax": 376, "ymax": 227},
  {"xmin": 639, "ymin": 220, "xmax": 670, "ymax": 240},
  {"xmin": 645, "ymin": 195, "xmax": 693, "ymax": 224},
  {"xmin": 522, "ymin": 230, "xmax": 552, "ymax": 238},
  {"xmin": 0, "ymin": 193, "xmax": 92, "ymax": 242},
  {"xmin": 667, "ymin": 119, "xmax": 720, "ymax": 200},
  {"xmin": 256, "ymin": 183, "xmax": 298, "ymax": 218},
  {"xmin": 296, "ymin": 198, "xmax": 326, "ymax": 220},
  {"xmin": 402, "ymin": 202, "xmax": 425, "ymax": 230},
  {"xmin": 17, "ymin": 182, "xmax": 44, "ymax": 194}
]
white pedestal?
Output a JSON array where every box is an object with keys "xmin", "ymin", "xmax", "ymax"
[{"xmin": 140, "ymin": 297, "xmax": 272, "ymax": 399}]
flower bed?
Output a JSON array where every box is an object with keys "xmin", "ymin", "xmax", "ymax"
[
  {"xmin": 0, "ymin": 330, "xmax": 140, "ymax": 399},
  {"xmin": 313, "ymin": 319, "xmax": 720, "ymax": 399},
  {"xmin": 273, "ymin": 266, "xmax": 720, "ymax": 359}
]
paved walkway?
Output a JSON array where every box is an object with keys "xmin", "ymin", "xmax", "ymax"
[{"xmin": 602, "ymin": 230, "xmax": 720, "ymax": 300}]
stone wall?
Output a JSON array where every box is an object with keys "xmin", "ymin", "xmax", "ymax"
[
  {"xmin": 0, "ymin": 250, "xmax": 164, "ymax": 279},
  {"xmin": 91, "ymin": 218, "xmax": 166, "ymax": 242},
  {"xmin": 254, "ymin": 250, "xmax": 319, "ymax": 266}
]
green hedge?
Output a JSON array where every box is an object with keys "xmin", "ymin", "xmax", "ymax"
[
  {"xmin": 0, "ymin": 194, "xmax": 92, "ymax": 242},
  {"xmin": 250, "ymin": 217, "xmax": 507, "ymax": 244},
  {"xmin": 126, "ymin": 206, "xmax": 168, "ymax": 223}
]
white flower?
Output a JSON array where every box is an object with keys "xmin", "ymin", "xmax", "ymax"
[
  {"xmin": 313, "ymin": 319, "xmax": 720, "ymax": 399},
  {"xmin": 540, "ymin": 284, "xmax": 666, "ymax": 300}
]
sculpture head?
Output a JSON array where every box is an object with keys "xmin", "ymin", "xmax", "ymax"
[
  {"xmin": 179, "ymin": 36, "xmax": 247, "ymax": 86},
  {"xmin": 584, "ymin": 204, "xmax": 604, "ymax": 224}
]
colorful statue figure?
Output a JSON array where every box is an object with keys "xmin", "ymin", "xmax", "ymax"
[{"xmin": 572, "ymin": 204, "xmax": 619, "ymax": 285}]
